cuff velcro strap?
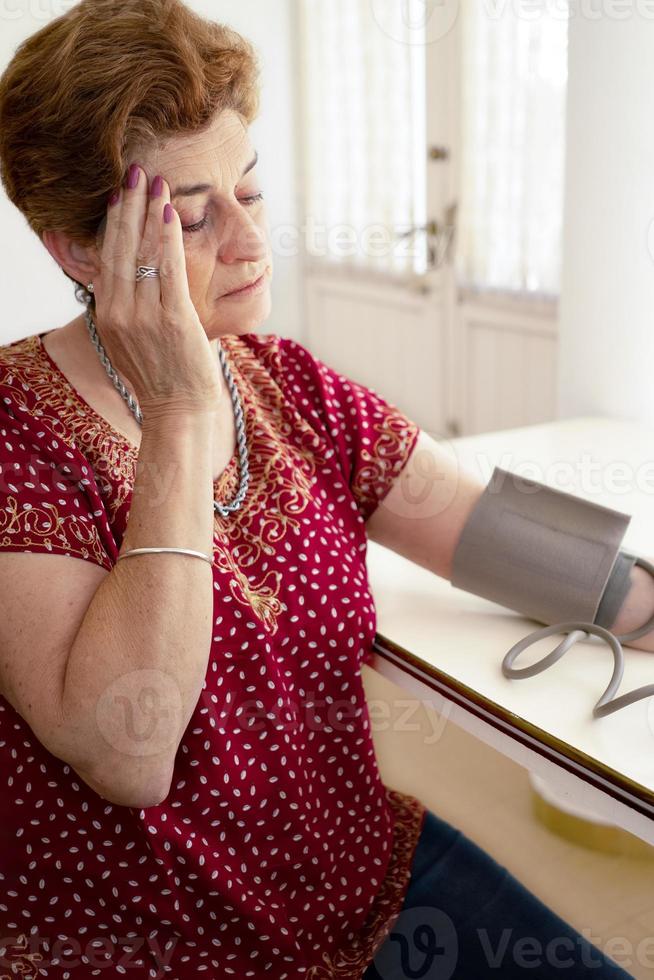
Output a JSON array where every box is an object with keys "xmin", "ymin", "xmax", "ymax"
[
  {"xmin": 451, "ymin": 467, "xmax": 631, "ymax": 626},
  {"xmin": 594, "ymin": 550, "xmax": 637, "ymax": 629}
]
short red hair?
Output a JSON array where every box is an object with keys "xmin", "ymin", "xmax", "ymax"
[{"xmin": 0, "ymin": 0, "xmax": 261, "ymax": 303}]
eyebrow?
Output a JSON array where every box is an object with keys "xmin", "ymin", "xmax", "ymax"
[{"xmin": 171, "ymin": 151, "xmax": 259, "ymax": 199}]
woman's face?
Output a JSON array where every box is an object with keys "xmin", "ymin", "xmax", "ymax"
[{"xmin": 104, "ymin": 108, "xmax": 273, "ymax": 340}]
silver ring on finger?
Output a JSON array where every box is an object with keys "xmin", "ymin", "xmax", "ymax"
[{"xmin": 135, "ymin": 265, "xmax": 160, "ymax": 282}]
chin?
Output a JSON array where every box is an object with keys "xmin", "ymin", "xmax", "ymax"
[{"xmin": 203, "ymin": 292, "xmax": 273, "ymax": 340}]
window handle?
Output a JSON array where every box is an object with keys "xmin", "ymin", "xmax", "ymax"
[{"xmin": 396, "ymin": 206, "xmax": 458, "ymax": 269}]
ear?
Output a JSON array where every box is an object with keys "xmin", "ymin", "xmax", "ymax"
[{"xmin": 42, "ymin": 229, "xmax": 100, "ymax": 288}]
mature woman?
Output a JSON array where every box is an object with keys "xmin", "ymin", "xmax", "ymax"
[{"xmin": 0, "ymin": 1, "xmax": 634, "ymax": 977}]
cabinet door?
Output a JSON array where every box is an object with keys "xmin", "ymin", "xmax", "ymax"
[
  {"xmin": 304, "ymin": 271, "xmax": 447, "ymax": 439},
  {"xmin": 449, "ymin": 298, "xmax": 558, "ymax": 437}
]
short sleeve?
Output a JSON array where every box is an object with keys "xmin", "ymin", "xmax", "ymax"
[
  {"xmin": 0, "ymin": 401, "xmax": 116, "ymax": 572},
  {"xmin": 279, "ymin": 337, "xmax": 421, "ymax": 522}
]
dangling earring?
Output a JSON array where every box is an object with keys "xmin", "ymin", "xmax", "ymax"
[{"xmin": 87, "ymin": 282, "xmax": 95, "ymax": 293}]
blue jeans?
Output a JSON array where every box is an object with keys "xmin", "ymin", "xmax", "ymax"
[{"xmin": 362, "ymin": 808, "xmax": 634, "ymax": 979}]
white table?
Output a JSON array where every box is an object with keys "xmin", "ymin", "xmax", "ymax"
[{"xmin": 366, "ymin": 416, "xmax": 654, "ymax": 846}]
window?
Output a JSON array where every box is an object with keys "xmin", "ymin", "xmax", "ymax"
[
  {"xmin": 457, "ymin": 1, "xmax": 569, "ymax": 297},
  {"xmin": 298, "ymin": 0, "xmax": 427, "ymax": 277}
]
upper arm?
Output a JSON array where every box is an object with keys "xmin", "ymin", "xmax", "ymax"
[
  {"xmin": 365, "ymin": 429, "xmax": 485, "ymax": 581},
  {"xmin": 0, "ymin": 370, "xmax": 143, "ymax": 799},
  {"xmin": 0, "ymin": 551, "xmax": 109, "ymax": 771}
]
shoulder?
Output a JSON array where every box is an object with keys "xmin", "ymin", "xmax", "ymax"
[
  {"xmin": 0, "ymin": 332, "xmax": 41, "ymax": 362},
  {"xmin": 0, "ymin": 332, "xmax": 62, "ymax": 443},
  {"xmin": 0, "ymin": 333, "xmax": 117, "ymax": 570},
  {"xmin": 224, "ymin": 330, "xmax": 327, "ymax": 403},
  {"xmin": 0, "ymin": 333, "xmax": 45, "ymax": 390},
  {"xmin": 231, "ymin": 330, "xmax": 345, "ymax": 389},
  {"xmin": 227, "ymin": 331, "xmax": 311, "ymax": 371}
]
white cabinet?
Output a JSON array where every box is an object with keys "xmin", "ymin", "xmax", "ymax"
[
  {"xmin": 303, "ymin": 271, "xmax": 559, "ymax": 440},
  {"xmin": 449, "ymin": 294, "xmax": 559, "ymax": 437},
  {"xmin": 303, "ymin": 269, "xmax": 447, "ymax": 439}
]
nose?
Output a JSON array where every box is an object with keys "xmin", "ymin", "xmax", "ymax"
[{"xmin": 212, "ymin": 201, "xmax": 269, "ymax": 266}]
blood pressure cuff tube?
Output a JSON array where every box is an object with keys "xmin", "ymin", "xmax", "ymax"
[{"xmin": 450, "ymin": 466, "xmax": 634, "ymax": 629}]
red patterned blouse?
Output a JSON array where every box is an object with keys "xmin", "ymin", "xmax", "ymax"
[{"xmin": 0, "ymin": 330, "xmax": 426, "ymax": 979}]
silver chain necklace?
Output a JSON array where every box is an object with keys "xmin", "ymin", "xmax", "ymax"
[{"xmin": 82, "ymin": 306, "xmax": 250, "ymax": 517}]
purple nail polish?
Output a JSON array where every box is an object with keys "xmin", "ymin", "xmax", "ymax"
[
  {"xmin": 164, "ymin": 203, "xmax": 175, "ymax": 224},
  {"xmin": 127, "ymin": 163, "xmax": 140, "ymax": 189},
  {"xmin": 108, "ymin": 189, "xmax": 120, "ymax": 207},
  {"xmin": 150, "ymin": 175, "xmax": 163, "ymax": 199}
]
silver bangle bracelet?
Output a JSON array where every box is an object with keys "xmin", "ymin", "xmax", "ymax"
[{"xmin": 116, "ymin": 547, "xmax": 214, "ymax": 565}]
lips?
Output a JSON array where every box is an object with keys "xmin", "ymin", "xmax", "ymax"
[{"xmin": 223, "ymin": 271, "xmax": 265, "ymax": 296}]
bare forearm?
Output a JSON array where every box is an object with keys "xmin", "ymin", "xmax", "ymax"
[
  {"xmin": 605, "ymin": 561, "xmax": 654, "ymax": 651},
  {"xmin": 56, "ymin": 413, "xmax": 217, "ymax": 805}
]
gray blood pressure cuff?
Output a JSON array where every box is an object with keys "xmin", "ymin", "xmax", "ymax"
[{"xmin": 451, "ymin": 467, "xmax": 635, "ymax": 629}]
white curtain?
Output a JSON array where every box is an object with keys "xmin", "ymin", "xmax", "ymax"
[
  {"xmin": 457, "ymin": 1, "xmax": 569, "ymax": 297},
  {"xmin": 298, "ymin": 0, "xmax": 427, "ymax": 277}
]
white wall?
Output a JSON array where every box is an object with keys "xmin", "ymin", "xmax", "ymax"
[
  {"xmin": 558, "ymin": 10, "xmax": 654, "ymax": 425},
  {"xmin": 0, "ymin": 0, "xmax": 302, "ymax": 346}
]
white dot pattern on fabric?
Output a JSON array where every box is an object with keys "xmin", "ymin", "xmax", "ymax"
[{"xmin": 0, "ymin": 333, "xmax": 425, "ymax": 977}]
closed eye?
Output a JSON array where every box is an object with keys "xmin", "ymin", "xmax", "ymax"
[{"xmin": 182, "ymin": 194, "xmax": 265, "ymax": 234}]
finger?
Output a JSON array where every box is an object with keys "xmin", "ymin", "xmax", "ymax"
[
  {"xmin": 96, "ymin": 186, "xmax": 124, "ymax": 306},
  {"xmin": 135, "ymin": 174, "xmax": 168, "ymax": 306},
  {"xmin": 159, "ymin": 201, "xmax": 192, "ymax": 312},
  {"xmin": 112, "ymin": 163, "xmax": 149, "ymax": 310}
]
